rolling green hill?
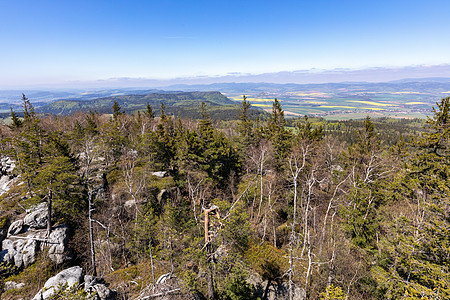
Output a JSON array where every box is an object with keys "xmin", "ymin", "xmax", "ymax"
[{"xmin": 37, "ymin": 91, "xmax": 238, "ymax": 117}]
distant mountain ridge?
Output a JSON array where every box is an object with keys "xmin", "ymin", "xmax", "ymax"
[
  {"xmin": 16, "ymin": 64, "xmax": 448, "ymax": 88},
  {"xmin": 388, "ymin": 77, "xmax": 450, "ymax": 83},
  {"xmin": 162, "ymin": 80, "xmax": 450, "ymax": 94}
]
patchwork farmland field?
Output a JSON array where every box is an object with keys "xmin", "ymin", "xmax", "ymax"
[
  {"xmin": 2, "ymin": 81, "xmax": 450, "ymax": 120},
  {"xmin": 227, "ymin": 88, "xmax": 443, "ymax": 119}
]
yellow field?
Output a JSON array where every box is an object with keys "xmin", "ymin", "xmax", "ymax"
[
  {"xmin": 319, "ymin": 105, "xmax": 384, "ymax": 111},
  {"xmin": 405, "ymin": 102, "xmax": 426, "ymax": 105},
  {"xmin": 231, "ymin": 97, "xmax": 275, "ymax": 102},
  {"xmin": 347, "ymin": 100, "xmax": 396, "ymax": 107},
  {"xmin": 251, "ymin": 104, "xmax": 272, "ymax": 107}
]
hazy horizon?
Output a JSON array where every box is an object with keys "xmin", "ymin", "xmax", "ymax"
[{"xmin": 1, "ymin": 64, "xmax": 450, "ymax": 90}]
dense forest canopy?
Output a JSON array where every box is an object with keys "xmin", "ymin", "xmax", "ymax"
[{"xmin": 0, "ymin": 94, "xmax": 448, "ymax": 299}]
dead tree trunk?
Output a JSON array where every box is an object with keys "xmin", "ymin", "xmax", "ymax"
[
  {"xmin": 149, "ymin": 240, "xmax": 155, "ymax": 285},
  {"xmin": 88, "ymin": 190, "xmax": 97, "ymax": 277},
  {"xmin": 47, "ymin": 188, "xmax": 53, "ymax": 236},
  {"xmin": 203, "ymin": 205, "xmax": 221, "ymax": 300},
  {"xmin": 207, "ymin": 262, "xmax": 216, "ymax": 300},
  {"xmin": 287, "ymin": 146, "xmax": 308, "ymax": 300}
]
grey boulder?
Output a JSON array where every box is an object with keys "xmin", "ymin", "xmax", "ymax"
[
  {"xmin": 0, "ymin": 224, "xmax": 71, "ymax": 268},
  {"xmin": 4, "ymin": 280, "xmax": 25, "ymax": 291},
  {"xmin": 46, "ymin": 224, "xmax": 72, "ymax": 264},
  {"xmin": 33, "ymin": 267, "xmax": 116, "ymax": 300},
  {"xmin": 32, "ymin": 266, "xmax": 83, "ymax": 300},
  {"xmin": 7, "ymin": 219, "xmax": 24, "ymax": 236},
  {"xmin": 24, "ymin": 202, "xmax": 48, "ymax": 229},
  {"xmin": 85, "ymin": 275, "xmax": 116, "ymax": 300},
  {"xmin": 1, "ymin": 234, "xmax": 39, "ymax": 268}
]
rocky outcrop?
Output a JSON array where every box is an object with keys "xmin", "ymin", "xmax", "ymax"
[
  {"xmin": 7, "ymin": 219, "xmax": 24, "ymax": 236},
  {"xmin": 33, "ymin": 266, "xmax": 116, "ymax": 300},
  {"xmin": 0, "ymin": 228, "xmax": 6, "ymax": 243},
  {"xmin": 4, "ymin": 280, "xmax": 26, "ymax": 291},
  {"xmin": 1, "ymin": 233, "xmax": 39, "ymax": 268},
  {"xmin": 0, "ymin": 157, "xmax": 15, "ymax": 174},
  {"xmin": 247, "ymin": 273, "xmax": 306, "ymax": 300},
  {"xmin": 84, "ymin": 275, "xmax": 117, "ymax": 300},
  {"xmin": 0, "ymin": 175, "xmax": 17, "ymax": 196},
  {"xmin": 0, "ymin": 156, "xmax": 17, "ymax": 196},
  {"xmin": 32, "ymin": 266, "xmax": 83, "ymax": 300},
  {"xmin": 152, "ymin": 171, "xmax": 167, "ymax": 178},
  {"xmin": 0, "ymin": 203, "xmax": 71, "ymax": 268},
  {"xmin": 23, "ymin": 202, "xmax": 48, "ymax": 229},
  {"xmin": 5, "ymin": 203, "xmax": 49, "ymax": 238},
  {"xmin": 47, "ymin": 225, "xmax": 72, "ymax": 264}
]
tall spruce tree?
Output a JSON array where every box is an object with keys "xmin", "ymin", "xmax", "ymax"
[
  {"xmin": 237, "ymin": 95, "xmax": 253, "ymax": 148},
  {"xmin": 266, "ymin": 98, "xmax": 291, "ymax": 171},
  {"xmin": 145, "ymin": 102, "xmax": 155, "ymax": 119},
  {"xmin": 9, "ymin": 107, "xmax": 22, "ymax": 128},
  {"xmin": 112, "ymin": 99, "xmax": 123, "ymax": 120}
]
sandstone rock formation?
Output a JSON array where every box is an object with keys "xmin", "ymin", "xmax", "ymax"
[
  {"xmin": 0, "ymin": 203, "xmax": 71, "ymax": 268},
  {"xmin": 32, "ymin": 266, "xmax": 83, "ymax": 300},
  {"xmin": 0, "ymin": 156, "xmax": 17, "ymax": 196},
  {"xmin": 33, "ymin": 266, "xmax": 116, "ymax": 300}
]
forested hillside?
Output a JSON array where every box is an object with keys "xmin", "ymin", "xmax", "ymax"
[
  {"xmin": 36, "ymin": 91, "xmax": 244, "ymax": 120},
  {"xmin": 0, "ymin": 95, "xmax": 448, "ymax": 299}
]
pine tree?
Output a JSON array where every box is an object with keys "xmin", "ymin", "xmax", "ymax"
[
  {"xmin": 10, "ymin": 107, "xmax": 22, "ymax": 128},
  {"xmin": 21, "ymin": 93, "xmax": 35, "ymax": 122},
  {"xmin": 160, "ymin": 102, "xmax": 167, "ymax": 119},
  {"xmin": 112, "ymin": 100, "xmax": 123, "ymax": 120},
  {"xmin": 265, "ymin": 98, "xmax": 291, "ymax": 171},
  {"xmin": 296, "ymin": 115, "xmax": 323, "ymax": 142},
  {"xmin": 267, "ymin": 98, "xmax": 286, "ymax": 130},
  {"xmin": 237, "ymin": 95, "xmax": 253, "ymax": 148},
  {"xmin": 146, "ymin": 102, "xmax": 155, "ymax": 119}
]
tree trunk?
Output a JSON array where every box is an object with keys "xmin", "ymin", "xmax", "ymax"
[
  {"xmin": 204, "ymin": 207, "xmax": 219, "ymax": 300},
  {"xmin": 88, "ymin": 190, "xmax": 97, "ymax": 277},
  {"xmin": 47, "ymin": 189, "xmax": 52, "ymax": 235},
  {"xmin": 207, "ymin": 264, "xmax": 216, "ymax": 300},
  {"xmin": 262, "ymin": 279, "xmax": 272, "ymax": 300},
  {"xmin": 149, "ymin": 240, "xmax": 155, "ymax": 285}
]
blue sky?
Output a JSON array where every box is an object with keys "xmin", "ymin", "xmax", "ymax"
[{"xmin": 1, "ymin": 0, "xmax": 450, "ymax": 87}]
